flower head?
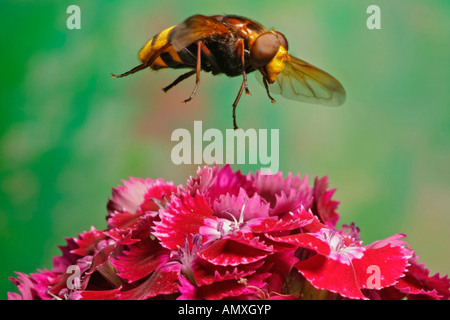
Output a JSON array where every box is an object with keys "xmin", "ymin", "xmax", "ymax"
[{"xmin": 8, "ymin": 164, "xmax": 450, "ymax": 300}]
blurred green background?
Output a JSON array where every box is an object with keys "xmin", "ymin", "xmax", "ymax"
[{"xmin": 1, "ymin": 0, "xmax": 449, "ymax": 298}]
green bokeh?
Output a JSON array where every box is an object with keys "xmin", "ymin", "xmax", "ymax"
[{"xmin": 1, "ymin": 0, "xmax": 449, "ymax": 298}]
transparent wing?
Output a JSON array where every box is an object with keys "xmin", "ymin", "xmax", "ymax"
[{"xmin": 256, "ymin": 55, "xmax": 346, "ymax": 106}]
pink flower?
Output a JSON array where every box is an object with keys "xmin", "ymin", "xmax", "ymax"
[
  {"xmin": 270, "ymin": 228, "xmax": 410, "ymax": 299},
  {"xmin": 8, "ymin": 165, "xmax": 450, "ymax": 300}
]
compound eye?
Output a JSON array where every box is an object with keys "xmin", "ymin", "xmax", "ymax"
[
  {"xmin": 274, "ymin": 31, "xmax": 288, "ymax": 50},
  {"xmin": 250, "ymin": 32, "xmax": 280, "ymax": 68}
]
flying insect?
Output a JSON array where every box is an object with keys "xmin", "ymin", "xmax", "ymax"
[{"xmin": 112, "ymin": 14, "xmax": 346, "ymax": 129}]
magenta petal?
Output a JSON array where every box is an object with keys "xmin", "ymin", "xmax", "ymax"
[
  {"xmin": 111, "ymin": 238, "xmax": 171, "ymax": 283},
  {"xmin": 8, "ymin": 271, "xmax": 55, "ymax": 300},
  {"xmin": 128, "ymin": 211, "xmax": 159, "ymax": 239},
  {"xmin": 249, "ymin": 207, "xmax": 316, "ymax": 234},
  {"xmin": 104, "ymin": 228, "xmax": 139, "ymax": 246},
  {"xmin": 119, "ymin": 263, "xmax": 181, "ymax": 300},
  {"xmin": 266, "ymin": 233, "xmax": 331, "ymax": 256},
  {"xmin": 140, "ymin": 182, "xmax": 178, "ymax": 213},
  {"xmin": 192, "ymin": 259, "xmax": 264, "ymax": 286},
  {"xmin": 70, "ymin": 288, "xmax": 121, "ymax": 300},
  {"xmin": 366, "ymin": 233, "xmax": 409, "ymax": 250},
  {"xmin": 153, "ymin": 193, "xmax": 213, "ymax": 250},
  {"xmin": 107, "ymin": 178, "xmax": 178, "ymax": 229},
  {"xmin": 295, "ymin": 254, "xmax": 368, "ymax": 299},
  {"xmin": 199, "ymin": 238, "xmax": 270, "ymax": 266},
  {"xmin": 107, "ymin": 211, "xmax": 139, "ymax": 230},
  {"xmin": 294, "ymin": 232, "xmax": 409, "ymax": 300},
  {"xmin": 311, "ymin": 176, "xmax": 340, "ymax": 227},
  {"xmin": 186, "ymin": 164, "xmax": 256, "ymax": 202},
  {"xmin": 81, "ymin": 243, "xmax": 117, "ymax": 289},
  {"xmin": 53, "ymin": 237, "xmax": 81, "ymax": 272},
  {"xmin": 185, "ymin": 165, "xmax": 219, "ymax": 197},
  {"xmin": 107, "ymin": 177, "xmax": 158, "ymax": 214},
  {"xmin": 207, "ymin": 164, "xmax": 256, "ymax": 200},
  {"xmin": 178, "ymin": 268, "xmax": 271, "ymax": 300},
  {"xmin": 352, "ymin": 243, "xmax": 408, "ymax": 290},
  {"xmin": 71, "ymin": 227, "xmax": 108, "ymax": 256},
  {"xmin": 393, "ymin": 255, "xmax": 450, "ymax": 300},
  {"xmin": 177, "ymin": 275, "xmax": 202, "ymax": 300},
  {"xmin": 213, "ymin": 189, "xmax": 270, "ymax": 221},
  {"xmin": 270, "ymin": 189, "xmax": 311, "ymax": 217},
  {"xmin": 264, "ymin": 251, "xmax": 298, "ymax": 293},
  {"xmin": 251, "ymin": 171, "xmax": 312, "ymax": 208}
]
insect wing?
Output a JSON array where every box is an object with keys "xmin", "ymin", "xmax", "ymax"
[
  {"xmin": 170, "ymin": 15, "xmax": 230, "ymax": 51},
  {"xmin": 257, "ymin": 55, "xmax": 346, "ymax": 106}
]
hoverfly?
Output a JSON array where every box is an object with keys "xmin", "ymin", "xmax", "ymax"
[{"xmin": 112, "ymin": 14, "xmax": 346, "ymax": 129}]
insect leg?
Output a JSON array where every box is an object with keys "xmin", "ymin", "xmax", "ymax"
[
  {"xmin": 258, "ymin": 67, "xmax": 276, "ymax": 103},
  {"xmin": 262, "ymin": 77, "xmax": 276, "ymax": 103},
  {"xmin": 162, "ymin": 70, "xmax": 196, "ymax": 92},
  {"xmin": 182, "ymin": 41, "xmax": 204, "ymax": 103},
  {"xmin": 111, "ymin": 42, "xmax": 172, "ymax": 78},
  {"xmin": 232, "ymin": 81, "xmax": 246, "ymax": 130},
  {"xmin": 111, "ymin": 63, "xmax": 147, "ymax": 78},
  {"xmin": 230, "ymin": 39, "xmax": 254, "ymax": 130},
  {"xmin": 199, "ymin": 45, "xmax": 221, "ymax": 74},
  {"xmin": 236, "ymin": 38, "xmax": 250, "ymax": 95}
]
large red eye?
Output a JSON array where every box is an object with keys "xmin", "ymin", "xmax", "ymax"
[
  {"xmin": 274, "ymin": 31, "xmax": 288, "ymax": 50},
  {"xmin": 249, "ymin": 32, "xmax": 280, "ymax": 68}
]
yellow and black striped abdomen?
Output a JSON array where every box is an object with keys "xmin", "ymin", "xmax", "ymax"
[{"xmin": 138, "ymin": 25, "xmax": 186, "ymax": 70}]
